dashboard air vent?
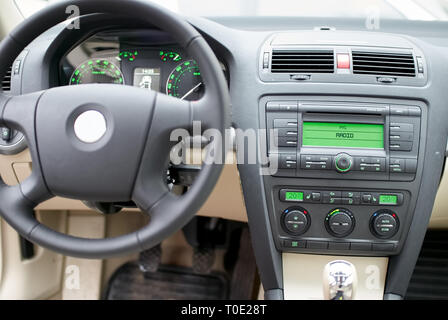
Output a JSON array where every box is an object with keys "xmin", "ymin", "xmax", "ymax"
[
  {"xmin": 1, "ymin": 65, "xmax": 12, "ymax": 91},
  {"xmin": 352, "ymin": 51, "xmax": 416, "ymax": 77},
  {"xmin": 271, "ymin": 50, "xmax": 334, "ymax": 73}
]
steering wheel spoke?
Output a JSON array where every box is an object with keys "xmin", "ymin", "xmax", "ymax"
[
  {"xmin": 132, "ymin": 93, "xmax": 192, "ymax": 212},
  {"xmin": 0, "ymin": 91, "xmax": 53, "ymax": 204}
]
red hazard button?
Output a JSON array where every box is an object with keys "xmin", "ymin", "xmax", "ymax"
[{"xmin": 337, "ymin": 53, "xmax": 350, "ymax": 69}]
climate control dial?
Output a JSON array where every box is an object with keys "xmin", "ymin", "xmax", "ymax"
[
  {"xmin": 282, "ymin": 206, "xmax": 311, "ymax": 235},
  {"xmin": 370, "ymin": 210, "xmax": 399, "ymax": 239},
  {"xmin": 325, "ymin": 208, "xmax": 355, "ymax": 237}
]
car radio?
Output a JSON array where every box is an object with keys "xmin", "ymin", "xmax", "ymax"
[
  {"xmin": 262, "ymin": 98, "xmax": 424, "ymax": 256},
  {"xmin": 266, "ymin": 101, "xmax": 421, "ymax": 181}
]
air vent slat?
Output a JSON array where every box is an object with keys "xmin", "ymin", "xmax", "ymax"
[
  {"xmin": 353, "ymin": 60, "xmax": 415, "ymax": 66},
  {"xmin": 1, "ymin": 66, "xmax": 12, "ymax": 92},
  {"xmin": 353, "ymin": 64, "xmax": 415, "ymax": 71},
  {"xmin": 352, "ymin": 50, "xmax": 416, "ymax": 77},
  {"xmin": 271, "ymin": 50, "xmax": 334, "ymax": 74},
  {"xmin": 272, "ymin": 58, "xmax": 334, "ymax": 62}
]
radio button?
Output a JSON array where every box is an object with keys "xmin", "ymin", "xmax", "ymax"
[
  {"xmin": 276, "ymin": 137, "xmax": 298, "ymax": 147},
  {"xmin": 276, "ymin": 127, "xmax": 298, "ymax": 137},
  {"xmin": 274, "ymin": 118, "xmax": 298, "ymax": 128},
  {"xmin": 355, "ymin": 157, "xmax": 385, "ymax": 172},
  {"xmin": 390, "ymin": 131, "xmax": 413, "ymax": 141},
  {"xmin": 389, "ymin": 158, "xmax": 405, "ymax": 172},
  {"xmin": 301, "ymin": 155, "xmax": 331, "ymax": 170},
  {"xmin": 279, "ymin": 154, "xmax": 297, "ymax": 169},
  {"xmin": 360, "ymin": 163, "xmax": 383, "ymax": 172},
  {"xmin": 389, "ymin": 141, "xmax": 413, "ymax": 151},
  {"xmin": 389, "ymin": 123, "xmax": 414, "ymax": 132}
]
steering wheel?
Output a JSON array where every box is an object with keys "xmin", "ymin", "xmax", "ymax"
[{"xmin": 0, "ymin": 0, "xmax": 229, "ymax": 258}]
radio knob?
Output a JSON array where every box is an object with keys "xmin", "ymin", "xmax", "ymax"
[{"xmin": 334, "ymin": 153, "xmax": 353, "ymax": 173}]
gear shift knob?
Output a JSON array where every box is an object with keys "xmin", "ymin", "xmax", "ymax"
[{"xmin": 323, "ymin": 260, "xmax": 357, "ymax": 300}]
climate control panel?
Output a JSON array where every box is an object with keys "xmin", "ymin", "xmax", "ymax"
[{"xmin": 274, "ymin": 187, "xmax": 410, "ymax": 256}]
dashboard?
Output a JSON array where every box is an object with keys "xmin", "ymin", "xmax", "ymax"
[{"xmin": 2, "ymin": 12, "xmax": 448, "ymax": 300}]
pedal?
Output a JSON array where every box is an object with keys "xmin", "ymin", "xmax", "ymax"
[
  {"xmin": 192, "ymin": 247, "xmax": 215, "ymax": 274},
  {"xmin": 138, "ymin": 244, "xmax": 162, "ymax": 273}
]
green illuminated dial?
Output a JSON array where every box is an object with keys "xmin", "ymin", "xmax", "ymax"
[
  {"xmin": 118, "ymin": 50, "xmax": 138, "ymax": 62},
  {"xmin": 69, "ymin": 59, "xmax": 124, "ymax": 85},
  {"xmin": 160, "ymin": 50, "xmax": 182, "ymax": 62},
  {"xmin": 166, "ymin": 60, "xmax": 203, "ymax": 101}
]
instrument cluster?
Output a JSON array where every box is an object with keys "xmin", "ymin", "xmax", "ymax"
[{"xmin": 59, "ymin": 31, "xmax": 217, "ymax": 101}]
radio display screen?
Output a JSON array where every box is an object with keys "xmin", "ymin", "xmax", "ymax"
[{"xmin": 302, "ymin": 122, "xmax": 384, "ymax": 149}]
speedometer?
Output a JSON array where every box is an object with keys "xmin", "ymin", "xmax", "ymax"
[
  {"xmin": 166, "ymin": 60, "xmax": 203, "ymax": 101},
  {"xmin": 69, "ymin": 59, "xmax": 125, "ymax": 85}
]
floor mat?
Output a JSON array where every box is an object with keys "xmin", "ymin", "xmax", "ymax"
[
  {"xmin": 105, "ymin": 262, "xmax": 229, "ymax": 300},
  {"xmin": 405, "ymin": 230, "xmax": 448, "ymax": 300}
]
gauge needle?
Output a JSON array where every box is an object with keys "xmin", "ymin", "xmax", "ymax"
[{"xmin": 180, "ymin": 82, "xmax": 203, "ymax": 100}]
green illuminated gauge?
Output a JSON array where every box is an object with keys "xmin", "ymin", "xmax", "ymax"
[
  {"xmin": 118, "ymin": 50, "xmax": 138, "ymax": 62},
  {"xmin": 166, "ymin": 60, "xmax": 203, "ymax": 101},
  {"xmin": 160, "ymin": 50, "xmax": 182, "ymax": 62},
  {"xmin": 69, "ymin": 59, "xmax": 125, "ymax": 85}
]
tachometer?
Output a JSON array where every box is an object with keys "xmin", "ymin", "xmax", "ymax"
[
  {"xmin": 69, "ymin": 59, "xmax": 125, "ymax": 85},
  {"xmin": 166, "ymin": 60, "xmax": 203, "ymax": 101},
  {"xmin": 160, "ymin": 50, "xmax": 182, "ymax": 62}
]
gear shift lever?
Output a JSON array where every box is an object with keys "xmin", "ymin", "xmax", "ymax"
[{"xmin": 323, "ymin": 260, "xmax": 357, "ymax": 300}]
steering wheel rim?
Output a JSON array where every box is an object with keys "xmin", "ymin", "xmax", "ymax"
[{"xmin": 0, "ymin": 0, "xmax": 229, "ymax": 258}]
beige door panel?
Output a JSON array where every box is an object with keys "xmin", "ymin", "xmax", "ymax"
[{"xmin": 429, "ymin": 161, "xmax": 448, "ymax": 229}]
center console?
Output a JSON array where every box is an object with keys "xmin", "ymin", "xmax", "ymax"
[{"xmin": 261, "ymin": 96, "xmax": 425, "ymax": 256}]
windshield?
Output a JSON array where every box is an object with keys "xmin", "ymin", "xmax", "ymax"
[
  {"xmin": 148, "ymin": 0, "xmax": 448, "ymax": 21},
  {"xmin": 22, "ymin": 0, "xmax": 448, "ymax": 21}
]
